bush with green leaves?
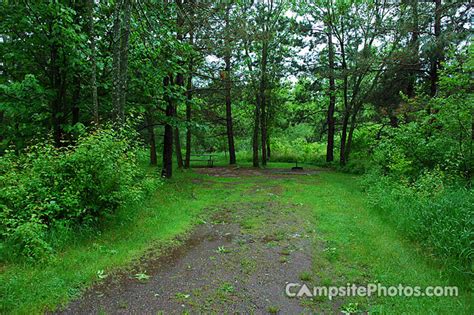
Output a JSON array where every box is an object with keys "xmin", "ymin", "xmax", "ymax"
[
  {"xmin": 0, "ymin": 128, "xmax": 161, "ymax": 260},
  {"xmin": 0, "ymin": 74, "xmax": 50, "ymax": 153},
  {"xmin": 370, "ymin": 47, "xmax": 472, "ymax": 182},
  {"xmin": 359, "ymin": 48, "xmax": 473, "ymax": 273},
  {"xmin": 270, "ymin": 138, "xmax": 326, "ymax": 163}
]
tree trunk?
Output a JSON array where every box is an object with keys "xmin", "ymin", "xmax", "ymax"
[
  {"xmin": 260, "ymin": 99, "xmax": 267, "ymax": 166},
  {"xmin": 339, "ymin": 38, "xmax": 349, "ymax": 166},
  {"xmin": 72, "ymin": 75, "xmax": 80, "ymax": 125},
  {"xmin": 119, "ymin": 0, "xmax": 131, "ymax": 122},
  {"xmin": 406, "ymin": 0, "xmax": 419, "ymax": 98},
  {"xmin": 252, "ymin": 92, "xmax": 260, "ymax": 168},
  {"xmin": 185, "ymin": 72, "xmax": 192, "ymax": 168},
  {"xmin": 224, "ymin": 75, "xmax": 236, "ymax": 164},
  {"xmin": 112, "ymin": 0, "xmax": 122, "ymax": 122},
  {"xmin": 224, "ymin": 5, "xmax": 236, "ymax": 165},
  {"xmin": 162, "ymin": 75, "xmax": 173, "ymax": 178},
  {"xmin": 174, "ymin": 65, "xmax": 184, "ymax": 170},
  {"xmin": 185, "ymin": 32, "xmax": 193, "ymax": 168},
  {"xmin": 146, "ymin": 112, "xmax": 157, "ymax": 166},
  {"xmin": 326, "ymin": 26, "xmax": 336, "ymax": 162},
  {"xmin": 339, "ymin": 110, "xmax": 349, "ymax": 166},
  {"xmin": 175, "ymin": 127, "xmax": 184, "ymax": 168},
  {"xmin": 429, "ymin": 0, "xmax": 441, "ymax": 98},
  {"xmin": 244, "ymin": 39, "xmax": 259, "ymax": 167},
  {"xmin": 266, "ymin": 133, "xmax": 271, "ymax": 159},
  {"xmin": 389, "ymin": 114, "xmax": 398, "ymax": 128},
  {"xmin": 174, "ymin": 72, "xmax": 184, "ymax": 170},
  {"xmin": 266, "ymin": 94, "xmax": 272, "ymax": 160},
  {"xmin": 173, "ymin": 0, "xmax": 184, "ymax": 170},
  {"xmin": 88, "ymin": 0, "xmax": 99, "ymax": 124},
  {"xmin": 344, "ymin": 108, "xmax": 359, "ymax": 163},
  {"xmin": 50, "ymin": 22, "xmax": 65, "ymax": 148},
  {"xmin": 260, "ymin": 40, "xmax": 268, "ymax": 166}
]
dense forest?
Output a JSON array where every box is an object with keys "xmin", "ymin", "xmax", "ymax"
[{"xmin": 0, "ymin": 0, "xmax": 473, "ymax": 313}]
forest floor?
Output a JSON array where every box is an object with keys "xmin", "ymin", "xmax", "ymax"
[{"xmin": 1, "ymin": 164, "xmax": 471, "ymax": 314}]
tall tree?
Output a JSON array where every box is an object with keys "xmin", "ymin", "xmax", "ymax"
[
  {"xmin": 247, "ymin": 0, "xmax": 286, "ymax": 167},
  {"xmin": 88, "ymin": 0, "xmax": 99, "ymax": 124},
  {"xmin": 112, "ymin": 1, "xmax": 122, "ymax": 122},
  {"xmin": 185, "ymin": 53, "xmax": 193, "ymax": 168},
  {"xmin": 146, "ymin": 111, "xmax": 158, "ymax": 165},
  {"xmin": 406, "ymin": 0, "xmax": 419, "ymax": 98},
  {"xmin": 224, "ymin": 2, "xmax": 237, "ymax": 165},
  {"xmin": 162, "ymin": 74, "xmax": 174, "ymax": 178},
  {"xmin": 184, "ymin": 2, "xmax": 195, "ymax": 169},
  {"xmin": 429, "ymin": 0, "xmax": 442, "ymax": 98},
  {"xmin": 174, "ymin": 0, "xmax": 185, "ymax": 169},
  {"xmin": 259, "ymin": 37, "xmax": 269, "ymax": 166},
  {"xmin": 325, "ymin": 15, "xmax": 336, "ymax": 163},
  {"xmin": 119, "ymin": 0, "xmax": 131, "ymax": 121},
  {"xmin": 112, "ymin": 0, "xmax": 131, "ymax": 123}
]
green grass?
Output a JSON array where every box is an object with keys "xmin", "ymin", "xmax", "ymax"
[
  {"xmin": 1, "ymin": 163, "xmax": 471, "ymax": 314},
  {"xmin": 0, "ymin": 169, "xmax": 239, "ymax": 314},
  {"xmin": 284, "ymin": 171, "xmax": 472, "ymax": 314}
]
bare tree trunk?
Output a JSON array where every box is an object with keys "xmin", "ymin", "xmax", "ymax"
[
  {"xmin": 429, "ymin": 0, "xmax": 441, "ymax": 98},
  {"xmin": 112, "ymin": 0, "xmax": 122, "ymax": 122},
  {"xmin": 174, "ymin": 67, "xmax": 184, "ymax": 170},
  {"xmin": 406, "ymin": 0, "xmax": 419, "ymax": 98},
  {"xmin": 72, "ymin": 75, "xmax": 80, "ymax": 125},
  {"xmin": 119, "ymin": 0, "xmax": 131, "ymax": 122},
  {"xmin": 51, "ymin": 57, "xmax": 64, "ymax": 147},
  {"xmin": 88, "ymin": 0, "xmax": 99, "ymax": 124},
  {"xmin": 344, "ymin": 108, "xmax": 359, "ymax": 162},
  {"xmin": 389, "ymin": 114, "xmax": 399, "ymax": 128},
  {"xmin": 224, "ymin": 4, "xmax": 236, "ymax": 165},
  {"xmin": 339, "ymin": 89, "xmax": 349, "ymax": 166},
  {"xmin": 339, "ymin": 110, "xmax": 349, "ymax": 166},
  {"xmin": 162, "ymin": 75, "xmax": 173, "ymax": 178},
  {"xmin": 185, "ymin": 73, "xmax": 192, "ymax": 168},
  {"xmin": 326, "ymin": 25, "xmax": 336, "ymax": 162},
  {"xmin": 185, "ymin": 33, "xmax": 193, "ymax": 168},
  {"xmin": 266, "ymin": 94, "xmax": 272, "ymax": 160},
  {"xmin": 261, "ymin": 101, "xmax": 267, "ymax": 166},
  {"xmin": 244, "ymin": 38, "xmax": 259, "ymax": 168},
  {"xmin": 339, "ymin": 38, "xmax": 349, "ymax": 166},
  {"xmin": 266, "ymin": 133, "xmax": 271, "ymax": 159},
  {"xmin": 146, "ymin": 112, "xmax": 157, "ymax": 165},
  {"xmin": 49, "ymin": 18, "xmax": 65, "ymax": 148},
  {"xmin": 224, "ymin": 74, "xmax": 236, "ymax": 164},
  {"xmin": 260, "ymin": 40, "xmax": 268, "ymax": 166},
  {"xmin": 175, "ymin": 127, "xmax": 184, "ymax": 168},
  {"xmin": 252, "ymin": 93, "xmax": 260, "ymax": 168},
  {"xmin": 172, "ymin": 0, "xmax": 184, "ymax": 170}
]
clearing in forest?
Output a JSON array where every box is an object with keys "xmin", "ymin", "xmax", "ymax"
[
  {"xmin": 59, "ymin": 168, "xmax": 318, "ymax": 313},
  {"xmin": 56, "ymin": 166, "xmax": 471, "ymax": 314}
]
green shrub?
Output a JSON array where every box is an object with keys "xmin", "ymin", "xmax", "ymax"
[
  {"xmin": 270, "ymin": 138, "xmax": 325, "ymax": 163},
  {"xmin": 357, "ymin": 52, "xmax": 474, "ymax": 274},
  {"xmin": 0, "ymin": 128, "xmax": 161, "ymax": 260},
  {"xmin": 10, "ymin": 220, "xmax": 52, "ymax": 259}
]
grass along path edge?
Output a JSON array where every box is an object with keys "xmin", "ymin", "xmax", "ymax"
[
  {"xmin": 0, "ymin": 170, "xmax": 228, "ymax": 314},
  {"xmin": 288, "ymin": 172, "xmax": 472, "ymax": 314},
  {"xmin": 1, "ymin": 165, "xmax": 471, "ymax": 313}
]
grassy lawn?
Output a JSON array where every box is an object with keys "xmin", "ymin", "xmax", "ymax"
[{"xmin": 0, "ymin": 163, "xmax": 471, "ymax": 314}]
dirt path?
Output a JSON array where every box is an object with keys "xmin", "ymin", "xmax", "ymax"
[{"xmin": 58, "ymin": 168, "xmax": 322, "ymax": 314}]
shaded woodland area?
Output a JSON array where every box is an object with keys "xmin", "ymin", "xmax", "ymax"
[
  {"xmin": 1, "ymin": 1, "xmax": 470, "ymax": 173},
  {"xmin": 0, "ymin": 1, "xmax": 473, "ymax": 313}
]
